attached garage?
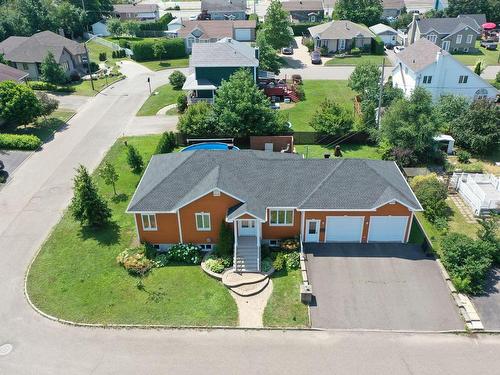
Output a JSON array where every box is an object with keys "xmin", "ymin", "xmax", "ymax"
[
  {"xmin": 368, "ymin": 216, "xmax": 409, "ymax": 243},
  {"xmin": 234, "ymin": 28, "xmax": 252, "ymax": 41},
  {"xmin": 325, "ymin": 216, "xmax": 364, "ymax": 242}
]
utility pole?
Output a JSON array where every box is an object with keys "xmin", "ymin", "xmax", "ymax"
[
  {"xmin": 83, "ymin": 42, "xmax": 95, "ymax": 91},
  {"xmin": 376, "ymin": 57, "xmax": 385, "ymax": 129},
  {"xmin": 147, "ymin": 77, "xmax": 152, "ymax": 95}
]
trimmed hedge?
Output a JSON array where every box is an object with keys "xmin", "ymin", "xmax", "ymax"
[
  {"xmin": 131, "ymin": 38, "xmax": 186, "ymax": 61},
  {"xmin": 371, "ymin": 36, "xmax": 384, "ymax": 55},
  {"xmin": 0, "ymin": 134, "xmax": 42, "ymax": 150},
  {"xmin": 29, "ymin": 81, "xmax": 75, "ymax": 93},
  {"xmin": 291, "ymin": 22, "xmax": 319, "ymax": 36}
]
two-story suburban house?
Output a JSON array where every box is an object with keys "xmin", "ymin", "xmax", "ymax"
[
  {"xmin": 281, "ymin": 1, "xmax": 324, "ymax": 23},
  {"xmin": 112, "ymin": 4, "xmax": 160, "ymax": 21},
  {"xmin": 392, "ymin": 38, "xmax": 498, "ymax": 101},
  {"xmin": 174, "ymin": 19, "xmax": 256, "ymax": 52},
  {"xmin": 200, "ymin": 0, "xmax": 247, "ymax": 20},
  {"xmin": 407, "ymin": 14, "xmax": 481, "ymax": 52},
  {"xmin": 0, "ymin": 31, "xmax": 87, "ymax": 80},
  {"xmin": 308, "ymin": 20, "xmax": 376, "ymax": 53},
  {"xmin": 127, "ymin": 150, "xmax": 422, "ymax": 272},
  {"xmin": 182, "ymin": 38, "xmax": 259, "ymax": 104}
]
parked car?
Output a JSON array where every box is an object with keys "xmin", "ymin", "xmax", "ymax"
[
  {"xmin": 311, "ymin": 50, "xmax": 321, "ymax": 64},
  {"xmin": 480, "ymin": 40, "xmax": 498, "ymax": 50},
  {"xmin": 394, "ymin": 46, "xmax": 405, "ymax": 53},
  {"xmin": 270, "ymin": 102, "xmax": 281, "ymax": 110},
  {"xmin": 384, "ymin": 44, "xmax": 394, "ymax": 50},
  {"xmin": 281, "ymin": 46, "xmax": 293, "ymax": 55}
]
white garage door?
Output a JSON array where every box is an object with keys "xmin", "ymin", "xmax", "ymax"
[
  {"xmin": 368, "ymin": 216, "xmax": 409, "ymax": 242},
  {"xmin": 325, "ymin": 216, "xmax": 364, "ymax": 242},
  {"xmin": 234, "ymin": 28, "xmax": 252, "ymax": 41}
]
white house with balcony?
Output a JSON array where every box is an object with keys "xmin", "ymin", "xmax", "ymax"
[
  {"xmin": 451, "ymin": 173, "xmax": 500, "ymax": 216},
  {"xmin": 391, "ymin": 38, "xmax": 498, "ymax": 101}
]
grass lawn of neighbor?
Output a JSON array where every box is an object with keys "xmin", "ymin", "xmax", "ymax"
[
  {"xmin": 87, "ymin": 40, "xmax": 127, "ymax": 69},
  {"xmin": 136, "ymin": 84, "xmax": 182, "ymax": 116},
  {"xmin": 452, "ymin": 41, "xmax": 500, "ymax": 66},
  {"xmin": 27, "ymin": 135, "xmax": 238, "ymax": 326},
  {"xmin": 295, "ymin": 143, "xmax": 382, "ymax": 159},
  {"xmin": 69, "ymin": 75, "xmax": 124, "ymax": 96},
  {"xmin": 7, "ymin": 110, "xmax": 75, "ymax": 143},
  {"xmin": 281, "ymin": 80, "xmax": 355, "ymax": 132},
  {"xmin": 263, "ymin": 270, "xmax": 309, "ymax": 327},
  {"xmin": 325, "ymin": 54, "xmax": 391, "ymax": 66},
  {"xmin": 139, "ymin": 57, "xmax": 189, "ymax": 71}
]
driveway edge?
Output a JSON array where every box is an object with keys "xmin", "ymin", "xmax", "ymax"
[{"xmin": 436, "ymin": 259, "xmax": 484, "ymax": 331}]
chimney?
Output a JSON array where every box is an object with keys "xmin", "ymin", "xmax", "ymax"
[
  {"xmin": 254, "ymin": 46, "xmax": 259, "ymax": 60},
  {"xmin": 436, "ymin": 49, "xmax": 443, "ymax": 62},
  {"xmin": 408, "ymin": 13, "xmax": 419, "ymax": 45}
]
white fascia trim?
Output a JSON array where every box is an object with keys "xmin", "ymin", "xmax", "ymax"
[
  {"xmin": 298, "ymin": 208, "xmax": 377, "ymax": 212},
  {"xmin": 370, "ymin": 199, "xmax": 419, "ymax": 212},
  {"xmin": 174, "ymin": 187, "xmax": 245, "ymax": 212},
  {"xmin": 226, "ymin": 211, "xmax": 265, "ymax": 222}
]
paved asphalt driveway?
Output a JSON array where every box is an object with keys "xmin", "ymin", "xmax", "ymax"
[
  {"xmin": 472, "ymin": 268, "xmax": 500, "ymax": 330},
  {"xmin": 305, "ymin": 243, "xmax": 464, "ymax": 331}
]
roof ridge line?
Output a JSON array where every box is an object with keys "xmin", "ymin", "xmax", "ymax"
[
  {"xmin": 298, "ymin": 159, "xmax": 345, "ymax": 208},
  {"xmin": 364, "ymin": 161, "xmax": 413, "ymax": 205}
]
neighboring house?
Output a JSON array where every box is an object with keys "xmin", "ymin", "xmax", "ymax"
[
  {"xmin": 200, "ymin": 0, "xmax": 247, "ymax": 20},
  {"xmin": 126, "ymin": 150, "xmax": 423, "ymax": 272},
  {"xmin": 175, "ymin": 19, "xmax": 256, "ymax": 52},
  {"xmin": 91, "ymin": 21, "xmax": 111, "ymax": 37},
  {"xmin": 308, "ymin": 20, "xmax": 376, "ymax": 53},
  {"xmin": 407, "ymin": 14, "xmax": 481, "ymax": 52},
  {"xmin": 0, "ymin": 31, "xmax": 87, "ymax": 80},
  {"xmin": 391, "ymin": 38, "xmax": 498, "ymax": 100},
  {"xmin": 281, "ymin": 0, "xmax": 324, "ymax": 23},
  {"xmin": 112, "ymin": 4, "xmax": 160, "ymax": 21},
  {"xmin": 321, "ymin": 0, "xmax": 336, "ymax": 17},
  {"xmin": 457, "ymin": 14, "xmax": 486, "ymax": 29},
  {"xmin": 0, "ymin": 63, "xmax": 29, "ymax": 82},
  {"xmin": 404, "ymin": 0, "xmax": 448, "ymax": 14},
  {"xmin": 182, "ymin": 37, "xmax": 258, "ymax": 104},
  {"xmin": 451, "ymin": 173, "xmax": 500, "ymax": 216},
  {"xmin": 369, "ymin": 23, "xmax": 399, "ymax": 45},
  {"xmin": 382, "ymin": 0, "xmax": 405, "ymax": 18}
]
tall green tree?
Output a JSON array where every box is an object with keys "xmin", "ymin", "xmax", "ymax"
[
  {"xmin": 126, "ymin": 145, "xmax": 144, "ymax": 174},
  {"xmin": 70, "ymin": 165, "xmax": 112, "ymax": 227},
  {"xmin": 69, "ymin": 0, "xmax": 113, "ymax": 25},
  {"xmin": 334, "ymin": 0, "xmax": 383, "ymax": 27},
  {"xmin": 433, "ymin": 94, "xmax": 469, "ymax": 133},
  {"xmin": 155, "ymin": 131, "xmax": 177, "ymax": 154},
  {"xmin": 177, "ymin": 101, "xmax": 216, "ymax": 136},
  {"xmin": 212, "ymin": 69, "xmax": 288, "ymax": 137},
  {"xmin": 16, "ymin": 0, "xmax": 53, "ymax": 35},
  {"xmin": 261, "ymin": 0, "xmax": 293, "ymax": 49},
  {"xmin": 380, "ymin": 87, "xmax": 439, "ymax": 161},
  {"xmin": 40, "ymin": 52, "xmax": 68, "ymax": 84},
  {"xmin": 256, "ymin": 31, "xmax": 282, "ymax": 74},
  {"xmin": 446, "ymin": 0, "xmax": 496, "ymax": 22},
  {"xmin": 348, "ymin": 62, "xmax": 380, "ymax": 104},
  {"xmin": 0, "ymin": 81, "xmax": 41, "ymax": 127},
  {"xmin": 107, "ymin": 18, "xmax": 123, "ymax": 36},
  {"xmin": 48, "ymin": 2, "xmax": 86, "ymax": 38},
  {"xmin": 99, "ymin": 162, "xmax": 119, "ymax": 196},
  {"xmin": 309, "ymin": 98, "xmax": 354, "ymax": 136}
]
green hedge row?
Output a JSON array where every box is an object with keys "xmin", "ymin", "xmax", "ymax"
[
  {"xmin": 131, "ymin": 38, "xmax": 186, "ymax": 61},
  {"xmin": 29, "ymin": 81, "xmax": 75, "ymax": 93},
  {"xmin": 0, "ymin": 134, "xmax": 42, "ymax": 150},
  {"xmin": 138, "ymin": 13, "xmax": 173, "ymax": 31},
  {"xmin": 371, "ymin": 36, "xmax": 384, "ymax": 55},
  {"xmin": 291, "ymin": 22, "xmax": 320, "ymax": 36}
]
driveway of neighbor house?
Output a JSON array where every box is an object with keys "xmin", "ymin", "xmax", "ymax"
[
  {"xmin": 0, "ymin": 149, "xmax": 32, "ymax": 187},
  {"xmin": 305, "ymin": 243, "xmax": 464, "ymax": 331},
  {"xmin": 472, "ymin": 268, "xmax": 500, "ymax": 330}
]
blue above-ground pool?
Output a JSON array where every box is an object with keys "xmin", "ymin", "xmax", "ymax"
[{"xmin": 181, "ymin": 142, "xmax": 240, "ymax": 152}]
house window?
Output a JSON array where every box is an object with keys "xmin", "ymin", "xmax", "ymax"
[
  {"xmin": 427, "ymin": 34, "xmax": 437, "ymax": 43},
  {"xmin": 61, "ymin": 61, "xmax": 70, "ymax": 71},
  {"xmin": 456, "ymin": 34, "xmax": 462, "ymax": 44},
  {"xmin": 269, "ymin": 209, "xmax": 294, "ymax": 226},
  {"xmin": 338, "ymin": 39, "xmax": 346, "ymax": 50},
  {"xmin": 22, "ymin": 63, "xmax": 29, "ymax": 70},
  {"xmin": 268, "ymin": 239, "xmax": 280, "ymax": 247},
  {"xmin": 195, "ymin": 212, "xmax": 211, "ymax": 231},
  {"xmin": 466, "ymin": 35, "xmax": 473, "ymax": 44},
  {"xmin": 458, "ymin": 75, "xmax": 468, "ymax": 84},
  {"xmin": 199, "ymin": 244, "xmax": 213, "ymax": 251},
  {"xmin": 423, "ymin": 75, "xmax": 432, "ymax": 84},
  {"xmin": 141, "ymin": 214, "xmax": 157, "ymax": 231}
]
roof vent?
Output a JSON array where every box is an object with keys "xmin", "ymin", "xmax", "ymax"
[{"xmin": 213, "ymin": 189, "xmax": 221, "ymax": 196}]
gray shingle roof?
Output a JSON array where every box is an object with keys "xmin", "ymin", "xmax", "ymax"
[
  {"xmin": 416, "ymin": 16, "xmax": 480, "ymax": 35},
  {"xmin": 177, "ymin": 19, "xmax": 255, "ymax": 39},
  {"xmin": 281, "ymin": 1, "xmax": 323, "ymax": 12},
  {"xmin": 190, "ymin": 38, "xmax": 258, "ymax": 67},
  {"xmin": 308, "ymin": 20, "xmax": 375, "ymax": 40},
  {"xmin": 127, "ymin": 150, "xmax": 422, "ymax": 217},
  {"xmin": 369, "ymin": 23, "xmax": 398, "ymax": 35},
  {"xmin": 201, "ymin": 0, "xmax": 247, "ymax": 12},
  {"xmin": 0, "ymin": 31, "xmax": 85, "ymax": 64},
  {"xmin": 0, "ymin": 63, "xmax": 28, "ymax": 82},
  {"xmin": 113, "ymin": 3, "xmax": 158, "ymax": 13},
  {"xmin": 396, "ymin": 38, "xmax": 446, "ymax": 72}
]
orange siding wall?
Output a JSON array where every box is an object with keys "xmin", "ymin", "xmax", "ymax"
[
  {"xmin": 303, "ymin": 203, "xmax": 411, "ymax": 243},
  {"xmin": 261, "ymin": 209, "xmax": 301, "ymax": 239},
  {"xmin": 136, "ymin": 213, "xmax": 180, "ymax": 244},
  {"xmin": 179, "ymin": 191, "xmax": 239, "ymax": 243}
]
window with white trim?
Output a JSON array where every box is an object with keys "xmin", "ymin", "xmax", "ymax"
[
  {"xmin": 466, "ymin": 35, "xmax": 473, "ymax": 44},
  {"xmin": 141, "ymin": 214, "xmax": 157, "ymax": 230},
  {"xmin": 458, "ymin": 75, "xmax": 468, "ymax": 84},
  {"xmin": 269, "ymin": 209, "xmax": 294, "ymax": 226},
  {"xmin": 456, "ymin": 34, "xmax": 462, "ymax": 44},
  {"xmin": 423, "ymin": 75, "xmax": 432, "ymax": 84},
  {"xmin": 195, "ymin": 212, "xmax": 211, "ymax": 231},
  {"xmin": 427, "ymin": 34, "xmax": 437, "ymax": 43}
]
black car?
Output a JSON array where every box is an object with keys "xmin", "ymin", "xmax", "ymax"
[{"xmin": 311, "ymin": 50, "xmax": 321, "ymax": 64}]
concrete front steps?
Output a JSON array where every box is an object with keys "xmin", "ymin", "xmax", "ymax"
[
  {"xmin": 234, "ymin": 246, "xmax": 259, "ymax": 272},
  {"xmin": 222, "ymin": 270, "xmax": 271, "ymax": 297}
]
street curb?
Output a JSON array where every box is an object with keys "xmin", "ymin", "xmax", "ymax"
[
  {"xmin": 436, "ymin": 259, "xmax": 484, "ymax": 331},
  {"xmin": 93, "ymin": 75, "xmax": 126, "ymax": 96}
]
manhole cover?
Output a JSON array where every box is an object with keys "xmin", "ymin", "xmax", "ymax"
[{"xmin": 0, "ymin": 344, "xmax": 13, "ymax": 356}]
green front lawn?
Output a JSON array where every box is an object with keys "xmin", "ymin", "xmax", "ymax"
[
  {"xmin": 68, "ymin": 75, "xmax": 124, "ymax": 96},
  {"xmin": 325, "ymin": 54, "xmax": 391, "ymax": 66},
  {"xmin": 452, "ymin": 41, "xmax": 500, "ymax": 66},
  {"xmin": 281, "ymin": 80, "xmax": 356, "ymax": 132},
  {"xmin": 136, "ymin": 84, "xmax": 182, "ymax": 116},
  {"xmin": 139, "ymin": 58, "xmax": 189, "ymax": 71},
  {"xmin": 6, "ymin": 110, "xmax": 75, "ymax": 143},
  {"xmin": 263, "ymin": 270, "xmax": 309, "ymax": 327},
  {"xmin": 295, "ymin": 143, "xmax": 382, "ymax": 159},
  {"xmin": 87, "ymin": 40, "xmax": 128, "ymax": 69},
  {"xmin": 27, "ymin": 135, "xmax": 238, "ymax": 326}
]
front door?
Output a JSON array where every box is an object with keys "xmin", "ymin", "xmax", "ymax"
[
  {"xmin": 338, "ymin": 39, "xmax": 346, "ymax": 51},
  {"xmin": 238, "ymin": 219, "xmax": 257, "ymax": 236},
  {"xmin": 305, "ymin": 220, "xmax": 320, "ymax": 242},
  {"xmin": 442, "ymin": 40, "xmax": 450, "ymax": 51}
]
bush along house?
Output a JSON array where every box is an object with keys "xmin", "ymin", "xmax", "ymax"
[
  {"xmin": 182, "ymin": 37, "xmax": 259, "ymax": 105},
  {"xmin": 127, "ymin": 150, "xmax": 423, "ymax": 272}
]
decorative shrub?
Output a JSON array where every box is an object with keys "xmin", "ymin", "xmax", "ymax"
[
  {"xmin": 303, "ymin": 38, "xmax": 314, "ymax": 52},
  {"xmin": 280, "ymin": 238, "xmax": 300, "ymax": 252},
  {"xmin": 261, "ymin": 244, "xmax": 271, "ymax": 259},
  {"xmin": 0, "ymin": 134, "xmax": 42, "ymax": 150},
  {"xmin": 204, "ymin": 254, "xmax": 232, "ymax": 273},
  {"xmin": 131, "ymin": 38, "xmax": 185, "ymax": 62},
  {"xmin": 116, "ymin": 247, "xmax": 154, "ymax": 275},
  {"xmin": 99, "ymin": 52, "xmax": 107, "ymax": 61},
  {"xmin": 176, "ymin": 93, "xmax": 187, "ymax": 113},
  {"xmin": 215, "ymin": 221, "xmax": 234, "ymax": 257},
  {"xmin": 294, "ymin": 84, "xmax": 305, "ymax": 101},
  {"xmin": 167, "ymin": 243, "xmax": 203, "ymax": 264},
  {"xmin": 410, "ymin": 173, "xmax": 449, "ymax": 223},
  {"xmin": 284, "ymin": 252, "xmax": 300, "ymax": 270},
  {"xmin": 154, "ymin": 253, "xmax": 170, "ymax": 267},
  {"xmin": 272, "ymin": 252, "xmax": 286, "ymax": 271},
  {"xmin": 89, "ymin": 61, "xmax": 99, "ymax": 73},
  {"xmin": 126, "ymin": 144, "xmax": 144, "ymax": 174},
  {"xmin": 261, "ymin": 257, "xmax": 273, "ymax": 273},
  {"xmin": 155, "ymin": 131, "xmax": 177, "ymax": 154},
  {"xmin": 457, "ymin": 150, "xmax": 471, "ymax": 164},
  {"xmin": 69, "ymin": 71, "xmax": 81, "ymax": 81},
  {"xmin": 169, "ymin": 70, "xmax": 186, "ymax": 90},
  {"xmin": 320, "ymin": 45, "xmax": 328, "ymax": 56},
  {"xmin": 371, "ymin": 36, "xmax": 384, "ymax": 55},
  {"xmin": 29, "ymin": 81, "xmax": 75, "ymax": 92}
]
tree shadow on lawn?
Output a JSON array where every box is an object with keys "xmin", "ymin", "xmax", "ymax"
[
  {"xmin": 78, "ymin": 220, "xmax": 121, "ymax": 246},
  {"xmin": 8, "ymin": 118, "xmax": 69, "ymax": 144}
]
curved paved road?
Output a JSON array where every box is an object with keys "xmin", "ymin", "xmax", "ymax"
[{"xmin": 2, "ymin": 62, "xmax": 500, "ymax": 374}]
